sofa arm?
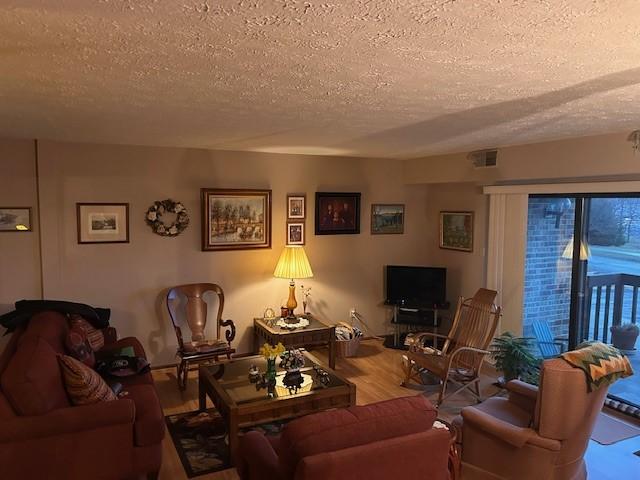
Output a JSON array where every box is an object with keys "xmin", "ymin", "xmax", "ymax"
[
  {"xmin": 0, "ymin": 398, "xmax": 135, "ymax": 443},
  {"xmin": 505, "ymin": 380, "xmax": 538, "ymax": 413},
  {"xmin": 237, "ymin": 431, "xmax": 282, "ymax": 480},
  {"xmin": 461, "ymin": 407, "xmax": 561, "ymax": 451},
  {"xmin": 102, "ymin": 326, "xmax": 118, "ymax": 345}
]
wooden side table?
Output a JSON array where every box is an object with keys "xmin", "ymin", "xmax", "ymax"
[{"xmin": 254, "ymin": 316, "xmax": 336, "ymax": 369}]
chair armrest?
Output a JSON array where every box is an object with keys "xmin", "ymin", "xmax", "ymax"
[
  {"xmin": 461, "ymin": 407, "xmax": 561, "ymax": 451},
  {"xmin": 237, "ymin": 431, "xmax": 281, "ymax": 480},
  {"xmin": 505, "ymin": 380, "xmax": 538, "ymax": 413},
  {"xmin": 0, "ymin": 398, "xmax": 135, "ymax": 443}
]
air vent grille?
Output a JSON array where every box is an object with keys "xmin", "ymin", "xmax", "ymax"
[{"xmin": 469, "ymin": 149, "xmax": 498, "ymax": 168}]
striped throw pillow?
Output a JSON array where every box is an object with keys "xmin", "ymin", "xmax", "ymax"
[
  {"xmin": 58, "ymin": 355, "xmax": 116, "ymax": 405},
  {"xmin": 68, "ymin": 314, "xmax": 105, "ymax": 351}
]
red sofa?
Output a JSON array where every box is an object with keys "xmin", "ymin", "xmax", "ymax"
[
  {"xmin": 0, "ymin": 310, "xmax": 164, "ymax": 480},
  {"xmin": 237, "ymin": 395, "xmax": 451, "ymax": 480}
]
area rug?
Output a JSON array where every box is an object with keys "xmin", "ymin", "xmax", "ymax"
[
  {"xmin": 591, "ymin": 412, "xmax": 640, "ymax": 445},
  {"xmin": 165, "ymin": 408, "xmax": 287, "ymax": 478}
]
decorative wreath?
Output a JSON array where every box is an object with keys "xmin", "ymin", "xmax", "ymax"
[{"xmin": 145, "ymin": 199, "xmax": 189, "ymax": 237}]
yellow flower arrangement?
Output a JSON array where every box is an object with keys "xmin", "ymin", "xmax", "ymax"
[{"xmin": 259, "ymin": 342, "xmax": 285, "ymax": 359}]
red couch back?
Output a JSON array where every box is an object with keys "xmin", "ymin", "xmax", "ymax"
[
  {"xmin": 278, "ymin": 395, "xmax": 448, "ymax": 479},
  {"xmin": 0, "ymin": 311, "xmax": 71, "ymax": 416}
]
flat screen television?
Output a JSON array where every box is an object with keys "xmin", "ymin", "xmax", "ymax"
[{"xmin": 385, "ymin": 265, "xmax": 446, "ymax": 308}]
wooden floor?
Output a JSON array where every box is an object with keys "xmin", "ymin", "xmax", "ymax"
[{"xmin": 152, "ymin": 339, "xmax": 640, "ymax": 480}]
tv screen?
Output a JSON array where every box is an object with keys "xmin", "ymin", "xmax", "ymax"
[{"xmin": 385, "ymin": 265, "xmax": 446, "ymax": 307}]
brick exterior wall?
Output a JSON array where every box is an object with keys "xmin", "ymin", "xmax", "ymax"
[{"xmin": 522, "ymin": 198, "xmax": 575, "ymax": 339}]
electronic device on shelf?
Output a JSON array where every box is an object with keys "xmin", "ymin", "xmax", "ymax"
[
  {"xmin": 385, "ymin": 265, "xmax": 447, "ymax": 309},
  {"xmin": 383, "ymin": 265, "xmax": 449, "ymax": 349}
]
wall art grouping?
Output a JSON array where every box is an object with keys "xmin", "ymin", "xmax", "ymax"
[
  {"xmin": 0, "ymin": 207, "xmax": 32, "ymax": 232},
  {"xmin": 77, "ymin": 203, "xmax": 129, "ymax": 244}
]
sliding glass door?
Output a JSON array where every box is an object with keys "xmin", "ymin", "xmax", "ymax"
[{"xmin": 523, "ymin": 195, "xmax": 640, "ymax": 408}]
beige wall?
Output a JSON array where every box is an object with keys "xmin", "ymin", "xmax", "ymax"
[
  {"xmin": 35, "ymin": 140, "xmax": 429, "ymax": 365},
  {"xmin": 424, "ymin": 183, "xmax": 489, "ymax": 304},
  {"xmin": 0, "ymin": 139, "xmax": 41, "ymax": 349},
  {"xmin": 404, "ymin": 132, "xmax": 640, "ymax": 185}
]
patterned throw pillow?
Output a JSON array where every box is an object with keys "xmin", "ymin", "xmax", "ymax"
[
  {"xmin": 64, "ymin": 324, "xmax": 96, "ymax": 368},
  {"xmin": 58, "ymin": 355, "xmax": 117, "ymax": 405},
  {"xmin": 68, "ymin": 314, "xmax": 105, "ymax": 352}
]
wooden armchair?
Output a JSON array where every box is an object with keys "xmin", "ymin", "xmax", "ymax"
[
  {"xmin": 166, "ymin": 283, "xmax": 236, "ymax": 389},
  {"xmin": 403, "ymin": 288, "xmax": 501, "ymax": 406}
]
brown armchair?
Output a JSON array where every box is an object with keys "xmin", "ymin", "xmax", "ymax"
[
  {"xmin": 456, "ymin": 358, "xmax": 609, "ymax": 480},
  {"xmin": 166, "ymin": 283, "xmax": 236, "ymax": 389},
  {"xmin": 403, "ymin": 288, "xmax": 501, "ymax": 406}
]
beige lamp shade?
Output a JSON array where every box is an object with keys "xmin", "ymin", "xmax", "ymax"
[{"xmin": 274, "ymin": 246, "xmax": 313, "ymax": 280}]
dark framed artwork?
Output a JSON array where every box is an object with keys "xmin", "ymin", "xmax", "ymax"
[
  {"xmin": 0, "ymin": 207, "xmax": 32, "ymax": 232},
  {"xmin": 287, "ymin": 194, "xmax": 306, "ymax": 220},
  {"xmin": 77, "ymin": 203, "xmax": 129, "ymax": 244},
  {"xmin": 201, "ymin": 188, "xmax": 272, "ymax": 251},
  {"xmin": 287, "ymin": 222, "xmax": 305, "ymax": 245},
  {"xmin": 371, "ymin": 204, "xmax": 405, "ymax": 234},
  {"xmin": 315, "ymin": 192, "xmax": 361, "ymax": 235},
  {"xmin": 440, "ymin": 211, "xmax": 474, "ymax": 252}
]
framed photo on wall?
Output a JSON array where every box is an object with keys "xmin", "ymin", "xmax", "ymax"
[
  {"xmin": 371, "ymin": 204, "xmax": 405, "ymax": 234},
  {"xmin": 287, "ymin": 222, "xmax": 305, "ymax": 245},
  {"xmin": 0, "ymin": 207, "xmax": 32, "ymax": 232},
  {"xmin": 77, "ymin": 203, "xmax": 129, "ymax": 244},
  {"xmin": 440, "ymin": 211, "xmax": 474, "ymax": 252},
  {"xmin": 315, "ymin": 192, "xmax": 361, "ymax": 235},
  {"xmin": 287, "ymin": 194, "xmax": 306, "ymax": 219},
  {"xmin": 201, "ymin": 188, "xmax": 272, "ymax": 251}
]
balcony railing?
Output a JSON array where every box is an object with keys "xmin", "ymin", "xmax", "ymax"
[{"xmin": 584, "ymin": 273, "xmax": 640, "ymax": 343}]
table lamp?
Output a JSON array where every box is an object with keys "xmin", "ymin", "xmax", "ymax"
[{"xmin": 273, "ymin": 246, "xmax": 313, "ymax": 323}]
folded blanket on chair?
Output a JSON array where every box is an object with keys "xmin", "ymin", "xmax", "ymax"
[{"xmin": 561, "ymin": 341, "xmax": 633, "ymax": 392}]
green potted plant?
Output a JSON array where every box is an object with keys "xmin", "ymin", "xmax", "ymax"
[{"xmin": 490, "ymin": 332, "xmax": 539, "ymax": 386}]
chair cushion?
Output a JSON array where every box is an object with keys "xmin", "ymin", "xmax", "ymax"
[
  {"xmin": 64, "ymin": 324, "xmax": 96, "ymax": 368},
  {"xmin": 279, "ymin": 395, "xmax": 437, "ymax": 476},
  {"xmin": 123, "ymin": 384, "xmax": 165, "ymax": 447},
  {"xmin": 1, "ymin": 335, "xmax": 71, "ymax": 415},
  {"xmin": 68, "ymin": 314, "xmax": 105, "ymax": 351},
  {"xmin": 58, "ymin": 355, "xmax": 117, "ymax": 405}
]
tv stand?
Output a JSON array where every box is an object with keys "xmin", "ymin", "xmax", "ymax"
[{"xmin": 387, "ymin": 303, "xmax": 450, "ymax": 349}]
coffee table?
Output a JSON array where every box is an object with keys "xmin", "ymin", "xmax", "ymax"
[
  {"xmin": 198, "ymin": 350, "xmax": 356, "ymax": 464},
  {"xmin": 254, "ymin": 315, "xmax": 337, "ymax": 369}
]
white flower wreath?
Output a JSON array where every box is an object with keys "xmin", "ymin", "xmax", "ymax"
[{"xmin": 145, "ymin": 199, "xmax": 189, "ymax": 237}]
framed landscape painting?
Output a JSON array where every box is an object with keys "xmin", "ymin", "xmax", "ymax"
[
  {"xmin": 0, "ymin": 207, "xmax": 32, "ymax": 232},
  {"xmin": 440, "ymin": 211, "xmax": 474, "ymax": 252},
  {"xmin": 371, "ymin": 204, "xmax": 404, "ymax": 234},
  {"xmin": 315, "ymin": 192, "xmax": 361, "ymax": 235},
  {"xmin": 201, "ymin": 188, "xmax": 272, "ymax": 251},
  {"xmin": 77, "ymin": 203, "xmax": 129, "ymax": 244}
]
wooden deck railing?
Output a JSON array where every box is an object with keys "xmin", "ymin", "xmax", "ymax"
[{"xmin": 584, "ymin": 273, "xmax": 640, "ymax": 343}]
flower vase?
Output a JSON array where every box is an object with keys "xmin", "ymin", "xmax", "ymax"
[{"xmin": 265, "ymin": 358, "xmax": 277, "ymax": 397}]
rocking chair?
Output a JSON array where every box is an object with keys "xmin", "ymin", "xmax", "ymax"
[
  {"xmin": 403, "ymin": 288, "xmax": 501, "ymax": 406},
  {"xmin": 166, "ymin": 283, "xmax": 236, "ymax": 390}
]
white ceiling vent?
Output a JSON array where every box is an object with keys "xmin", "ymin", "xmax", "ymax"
[{"xmin": 469, "ymin": 149, "xmax": 498, "ymax": 169}]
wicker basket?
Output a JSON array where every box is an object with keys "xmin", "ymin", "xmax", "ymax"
[{"xmin": 336, "ymin": 336, "xmax": 361, "ymax": 358}]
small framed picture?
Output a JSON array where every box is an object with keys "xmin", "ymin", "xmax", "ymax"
[
  {"xmin": 440, "ymin": 211, "xmax": 474, "ymax": 252},
  {"xmin": 77, "ymin": 203, "xmax": 130, "ymax": 244},
  {"xmin": 287, "ymin": 222, "xmax": 305, "ymax": 245},
  {"xmin": 315, "ymin": 192, "xmax": 361, "ymax": 235},
  {"xmin": 287, "ymin": 194, "xmax": 306, "ymax": 219},
  {"xmin": 0, "ymin": 207, "xmax": 32, "ymax": 232},
  {"xmin": 371, "ymin": 204, "xmax": 405, "ymax": 234}
]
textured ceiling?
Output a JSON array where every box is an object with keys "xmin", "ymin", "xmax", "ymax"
[{"xmin": 2, "ymin": 1, "xmax": 640, "ymax": 159}]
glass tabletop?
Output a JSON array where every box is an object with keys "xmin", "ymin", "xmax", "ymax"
[{"xmin": 204, "ymin": 351, "xmax": 346, "ymax": 405}]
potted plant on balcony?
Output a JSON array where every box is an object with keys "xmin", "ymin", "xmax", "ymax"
[
  {"xmin": 490, "ymin": 332, "xmax": 540, "ymax": 386},
  {"xmin": 610, "ymin": 323, "xmax": 639, "ymax": 352}
]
